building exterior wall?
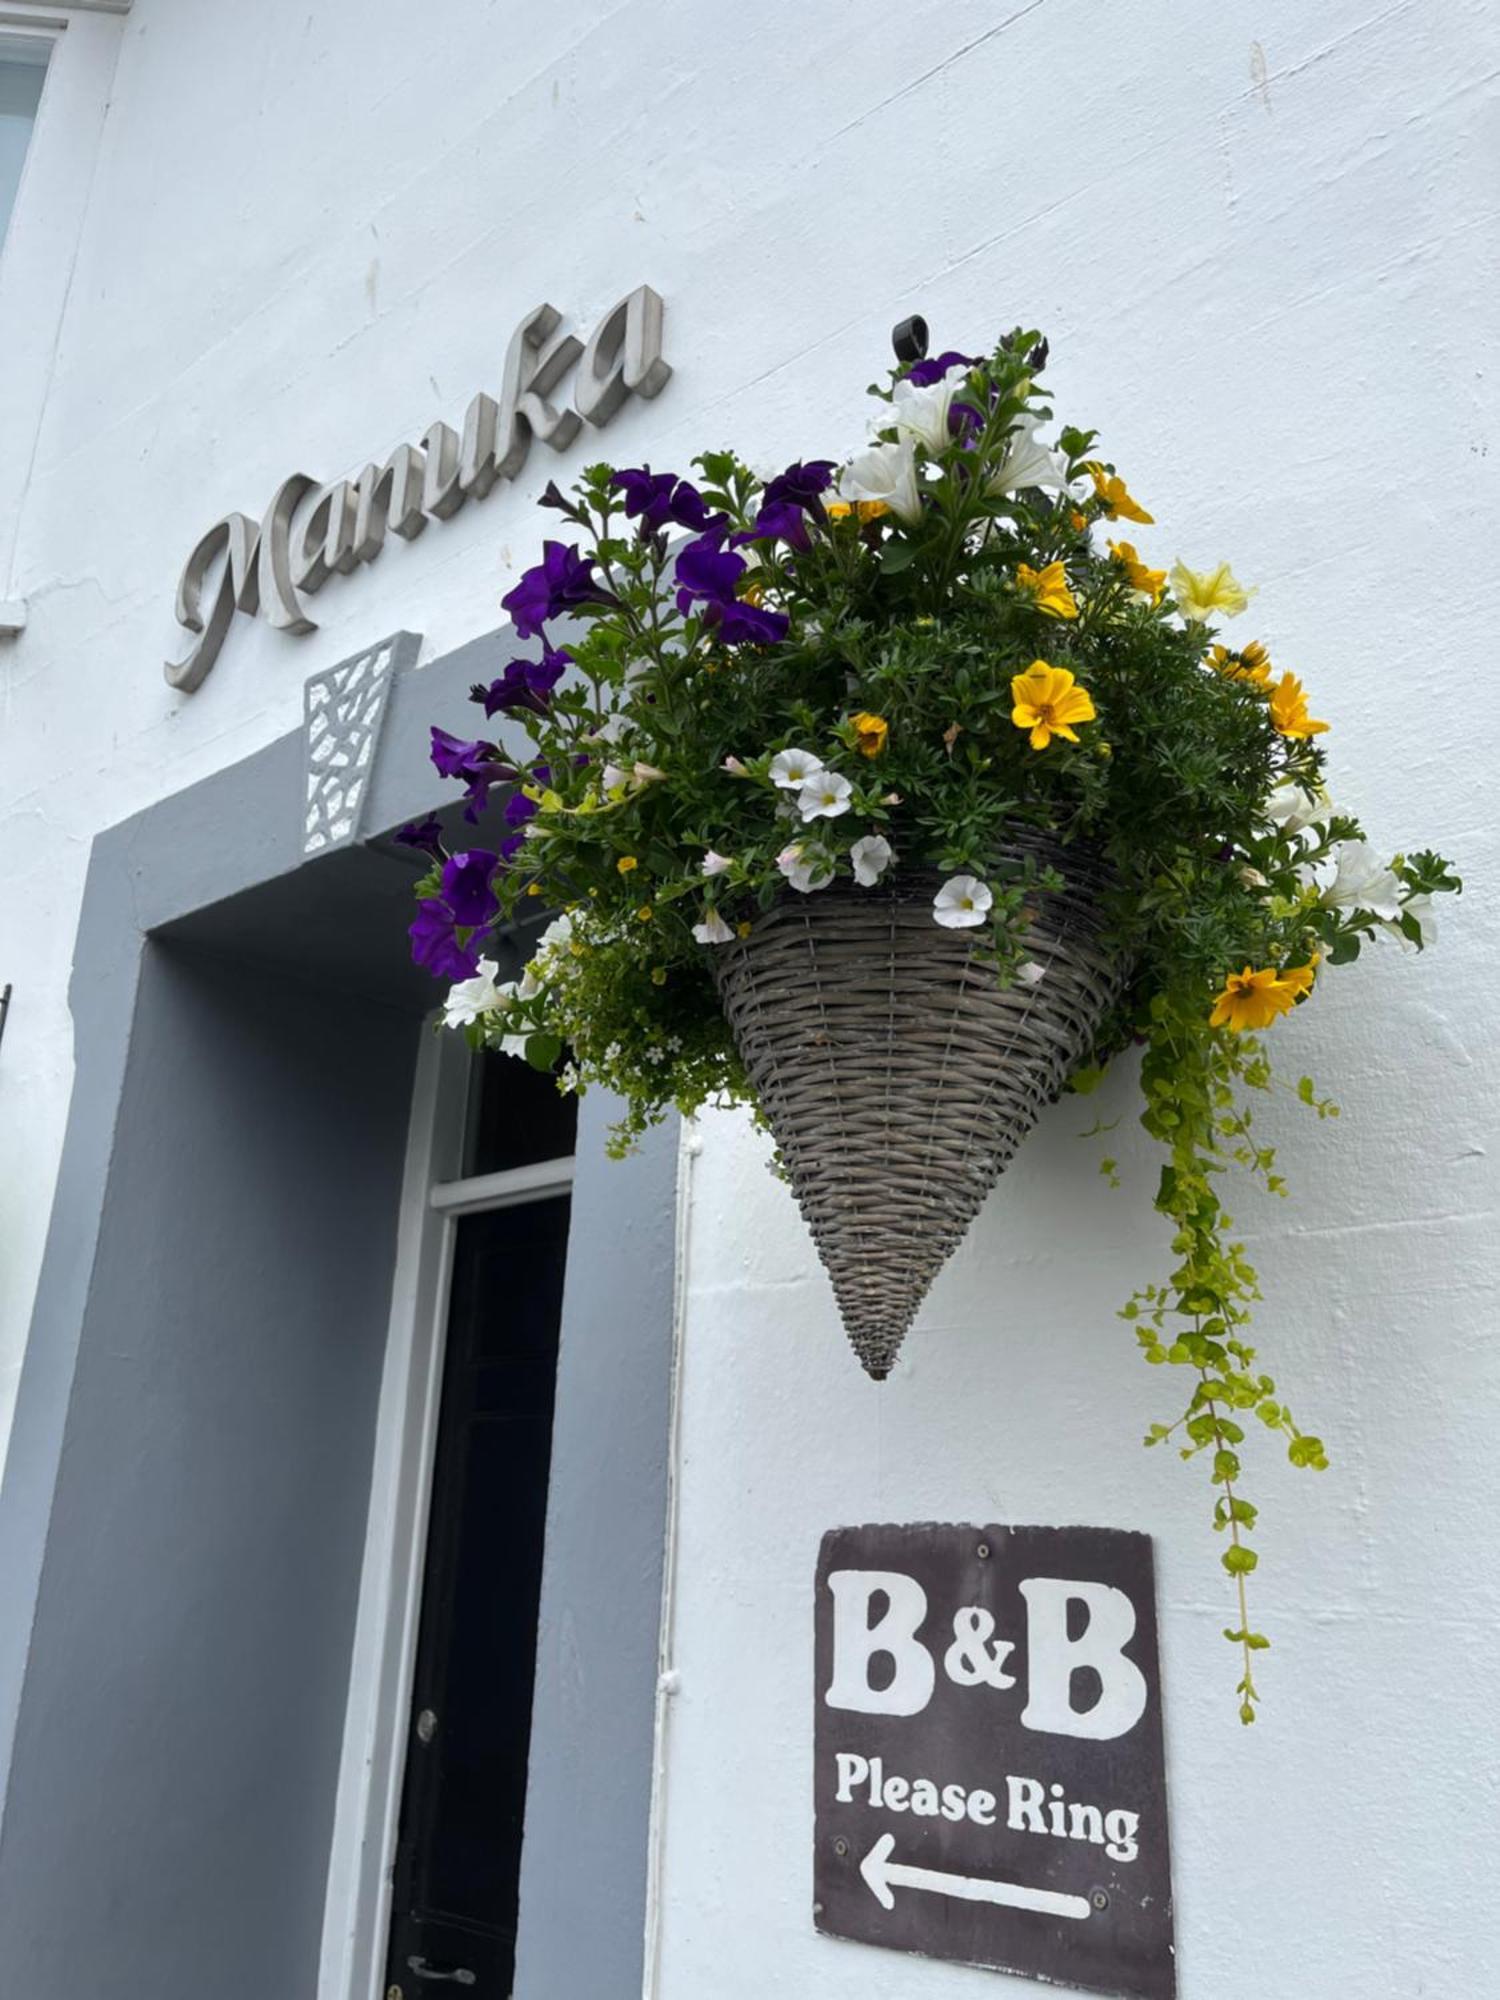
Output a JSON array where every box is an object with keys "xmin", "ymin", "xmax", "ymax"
[{"xmin": 0, "ymin": 2, "xmax": 1496, "ymax": 1996}]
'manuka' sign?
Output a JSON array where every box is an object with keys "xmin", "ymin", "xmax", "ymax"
[{"xmin": 814, "ymin": 1523, "xmax": 1175, "ymax": 1999}]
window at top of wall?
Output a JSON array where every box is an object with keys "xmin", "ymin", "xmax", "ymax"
[{"xmin": 0, "ymin": 38, "xmax": 50, "ymax": 260}]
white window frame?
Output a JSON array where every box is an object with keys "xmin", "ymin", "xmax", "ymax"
[
  {"xmin": 318, "ymin": 1025, "xmax": 576, "ymax": 2000},
  {"xmin": 0, "ymin": 3, "xmax": 131, "ymax": 635}
]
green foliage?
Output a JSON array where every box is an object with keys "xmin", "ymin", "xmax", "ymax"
[{"xmin": 416, "ymin": 328, "xmax": 1462, "ymax": 1719}]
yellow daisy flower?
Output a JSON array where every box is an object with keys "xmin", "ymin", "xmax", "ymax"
[
  {"xmin": 1085, "ymin": 463, "xmax": 1154, "ymax": 523},
  {"xmin": 1015, "ymin": 560, "xmax": 1079, "ymax": 620},
  {"xmin": 1268, "ymin": 671, "xmax": 1329, "ymax": 739},
  {"xmin": 851, "ymin": 711, "xmax": 889, "ymax": 757},
  {"xmin": 1108, "ymin": 540, "xmax": 1166, "ymax": 604},
  {"xmin": 1209, "ymin": 966, "xmax": 1298, "ymax": 1032},
  {"xmin": 1208, "ymin": 639, "xmax": 1273, "ymax": 687},
  {"xmin": 1010, "ymin": 660, "xmax": 1097, "ymax": 750}
]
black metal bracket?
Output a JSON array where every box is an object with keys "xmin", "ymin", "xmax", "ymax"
[
  {"xmin": 892, "ymin": 315, "xmax": 929, "ymax": 365},
  {"xmin": 0, "ymin": 984, "xmax": 10, "ymax": 1054}
]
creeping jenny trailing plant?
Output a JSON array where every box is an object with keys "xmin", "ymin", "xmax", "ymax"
[{"xmin": 404, "ymin": 329, "xmax": 1460, "ymax": 1720}]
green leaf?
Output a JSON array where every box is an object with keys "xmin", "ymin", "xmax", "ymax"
[{"xmin": 524, "ymin": 1032, "xmax": 563, "ymax": 1072}]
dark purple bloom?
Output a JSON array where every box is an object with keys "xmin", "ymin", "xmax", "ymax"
[
  {"xmin": 430, "ymin": 725, "xmax": 496, "ymax": 782},
  {"xmin": 949, "ymin": 399, "xmax": 986, "ymax": 443},
  {"xmin": 732, "ymin": 498, "xmax": 812, "ymax": 552},
  {"xmin": 905, "ymin": 349, "xmax": 979, "ymax": 388},
  {"xmin": 473, "ymin": 646, "xmax": 571, "ymax": 718},
  {"xmin": 409, "ymin": 897, "xmax": 487, "ymax": 981},
  {"xmin": 611, "ymin": 466, "xmax": 725, "ymax": 536},
  {"xmin": 673, "ymin": 530, "xmax": 746, "ymax": 616},
  {"xmin": 504, "ymin": 790, "xmax": 539, "ymax": 829},
  {"xmin": 761, "ymin": 460, "xmax": 836, "ymax": 514},
  {"xmin": 711, "ymin": 597, "xmax": 791, "ymax": 646},
  {"xmin": 441, "ymin": 850, "xmax": 500, "ymax": 927},
  {"xmin": 499, "ymin": 829, "xmax": 528, "ymax": 862},
  {"xmin": 501, "ymin": 541, "xmax": 613, "ymax": 639},
  {"xmin": 395, "ymin": 813, "xmax": 444, "ymax": 857}
]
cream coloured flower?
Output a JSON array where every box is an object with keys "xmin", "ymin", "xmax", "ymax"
[
  {"xmin": 837, "ymin": 437, "xmax": 923, "ymax": 523},
  {"xmin": 1266, "ymin": 783, "xmax": 1332, "ymax": 836},
  {"xmin": 777, "ymin": 841, "xmax": 835, "ymax": 893},
  {"xmin": 849, "ymin": 833, "xmax": 894, "ymax": 886},
  {"xmin": 798, "ymin": 770, "xmax": 854, "ymax": 821},
  {"xmin": 1170, "ymin": 560, "xmax": 1253, "ymax": 623},
  {"xmin": 443, "ymin": 959, "xmax": 506, "ymax": 1029},
  {"xmin": 769, "ymin": 746, "xmax": 824, "ymax": 791},
  {"xmin": 990, "ymin": 416, "xmax": 1070, "ymax": 495},
  {"xmin": 692, "ymin": 908, "xmax": 736, "ymax": 945},
  {"xmin": 889, "ymin": 364, "xmax": 970, "ymax": 455},
  {"xmin": 701, "ymin": 850, "xmax": 733, "ymax": 876},
  {"xmin": 1318, "ymin": 840, "xmax": 1401, "ymax": 921},
  {"xmin": 933, "ymin": 875, "xmax": 993, "ymax": 929}
]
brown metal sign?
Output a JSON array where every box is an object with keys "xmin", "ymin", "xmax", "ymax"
[{"xmin": 814, "ymin": 1523, "xmax": 1175, "ymax": 1998}]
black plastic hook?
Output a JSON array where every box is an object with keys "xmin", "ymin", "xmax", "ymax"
[{"xmin": 891, "ymin": 315, "xmax": 929, "ymax": 365}]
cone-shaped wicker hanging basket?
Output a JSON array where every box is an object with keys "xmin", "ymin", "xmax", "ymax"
[{"xmin": 713, "ymin": 833, "xmax": 1126, "ymax": 1379}]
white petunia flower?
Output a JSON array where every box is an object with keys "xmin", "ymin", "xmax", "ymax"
[
  {"xmin": 777, "ymin": 842, "xmax": 835, "ymax": 893},
  {"xmin": 1266, "ymin": 783, "xmax": 1332, "ymax": 836},
  {"xmin": 933, "ymin": 875, "xmax": 994, "ymax": 929},
  {"xmin": 849, "ymin": 833, "xmax": 895, "ymax": 886},
  {"xmin": 1016, "ymin": 959, "xmax": 1047, "ymax": 985},
  {"xmin": 1319, "ymin": 840, "xmax": 1402, "ymax": 921},
  {"xmin": 770, "ymin": 746, "xmax": 824, "ymax": 790},
  {"xmin": 701, "ymin": 850, "xmax": 734, "ymax": 876},
  {"xmin": 538, "ymin": 911, "xmax": 574, "ymax": 952},
  {"xmin": 888, "ymin": 364, "xmax": 971, "ymax": 455},
  {"xmin": 632, "ymin": 761, "xmax": 668, "ymax": 783},
  {"xmin": 518, "ymin": 963, "xmax": 543, "ymax": 1000},
  {"xmin": 692, "ymin": 907, "xmax": 736, "ymax": 945},
  {"xmin": 601, "ymin": 762, "xmax": 629, "ymax": 793},
  {"xmin": 1384, "ymin": 893, "xmax": 1438, "ymax": 951},
  {"xmin": 443, "ymin": 959, "xmax": 507, "ymax": 1029},
  {"xmin": 798, "ymin": 770, "xmax": 854, "ymax": 821},
  {"xmin": 591, "ymin": 712, "xmax": 632, "ymax": 745},
  {"xmin": 837, "ymin": 437, "xmax": 923, "ymax": 523},
  {"xmin": 989, "ymin": 416, "xmax": 1070, "ymax": 496}
]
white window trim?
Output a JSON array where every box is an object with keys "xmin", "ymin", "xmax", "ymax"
[
  {"xmin": 317, "ymin": 1026, "xmax": 574, "ymax": 2000},
  {"xmin": 0, "ymin": 3, "xmax": 128, "ymax": 634}
]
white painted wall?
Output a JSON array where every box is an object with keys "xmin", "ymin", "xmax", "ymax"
[{"xmin": 0, "ymin": 2, "xmax": 1496, "ymax": 1994}]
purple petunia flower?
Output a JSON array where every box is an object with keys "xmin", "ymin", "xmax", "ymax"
[
  {"xmin": 430, "ymin": 725, "xmax": 497, "ymax": 782},
  {"xmin": 905, "ymin": 349, "xmax": 980, "ymax": 388},
  {"xmin": 441, "ymin": 850, "xmax": 500, "ymax": 927},
  {"xmin": 473, "ymin": 646, "xmax": 572, "ymax": 718},
  {"xmin": 732, "ymin": 498, "xmax": 812, "ymax": 552},
  {"xmin": 503, "ymin": 790, "xmax": 539, "ymax": 830},
  {"xmin": 673, "ymin": 530, "xmax": 747, "ymax": 616},
  {"xmin": 501, "ymin": 541, "xmax": 614, "ymax": 639},
  {"xmin": 761, "ymin": 460, "xmax": 836, "ymax": 516},
  {"xmin": 395, "ymin": 813, "xmax": 445, "ymax": 857},
  {"xmin": 612, "ymin": 466, "xmax": 727, "ymax": 537},
  {"xmin": 712, "ymin": 597, "xmax": 791, "ymax": 646},
  {"xmin": 409, "ymin": 897, "xmax": 488, "ymax": 981}
]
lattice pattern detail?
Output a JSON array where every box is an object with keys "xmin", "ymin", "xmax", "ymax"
[
  {"xmin": 303, "ymin": 639, "xmax": 399, "ymax": 853},
  {"xmin": 713, "ymin": 836, "xmax": 1126, "ymax": 1379}
]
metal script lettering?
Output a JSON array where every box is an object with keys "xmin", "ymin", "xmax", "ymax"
[{"xmin": 166, "ymin": 286, "xmax": 670, "ymax": 689}]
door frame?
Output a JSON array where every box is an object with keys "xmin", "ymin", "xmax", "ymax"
[{"xmin": 318, "ymin": 1026, "xmax": 579, "ymax": 2000}]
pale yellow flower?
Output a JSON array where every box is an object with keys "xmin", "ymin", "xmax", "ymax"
[{"xmin": 1171, "ymin": 561, "xmax": 1253, "ymax": 623}]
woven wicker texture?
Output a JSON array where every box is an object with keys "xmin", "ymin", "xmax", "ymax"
[{"xmin": 714, "ymin": 835, "xmax": 1124, "ymax": 1378}]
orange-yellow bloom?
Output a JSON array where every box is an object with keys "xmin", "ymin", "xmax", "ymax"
[
  {"xmin": 1108, "ymin": 539, "xmax": 1166, "ymax": 604},
  {"xmin": 1210, "ymin": 966, "xmax": 1298, "ymax": 1032},
  {"xmin": 1209, "ymin": 640, "xmax": 1273, "ymax": 687},
  {"xmin": 1015, "ymin": 560, "xmax": 1079, "ymax": 620},
  {"xmin": 1277, "ymin": 956, "xmax": 1319, "ymax": 1000},
  {"xmin": 1085, "ymin": 463, "xmax": 1153, "ymax": 524},
  {"xmin": 851, "ymin": 711, "xmax": 889, "ymax": 757},
  {"xmin": 1010, "ymin": 660, "xmax": 1097, "ymax": 750},
  {"xmin": 826, "ymin": 499, "xmax": 889, "ymax": 522},
  {"xmin": 1269, "ymin": 670, "xmax": 1329, "ymax": 738}
]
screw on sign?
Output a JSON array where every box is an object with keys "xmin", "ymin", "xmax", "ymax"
[{"xmin": 814, "ymin": 1524, "xmax": 1175, "ymax": 1999}]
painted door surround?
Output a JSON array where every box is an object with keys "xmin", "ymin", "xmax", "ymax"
[{"xmin": 0, "ymin": 626, "xmax": 677, "ymax": 1999}]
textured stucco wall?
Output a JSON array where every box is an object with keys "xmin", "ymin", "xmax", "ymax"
[{"xmin": 0, "ymin": 2, "xmax": 1496, "ymax": 1995}]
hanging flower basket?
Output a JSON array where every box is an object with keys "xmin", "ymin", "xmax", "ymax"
[
  {"xmin": 713, "ymin": 836, "xmax": 1123, "ymax": 1376},
  {"xmin": 402, "ymin": 320, "xmax": 1462, "ymax": 1717}
]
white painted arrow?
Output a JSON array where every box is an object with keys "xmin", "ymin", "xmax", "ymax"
[{"xmin": 859, "ymin": 1833, "xmax": 1092, "ymax": 1922}]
